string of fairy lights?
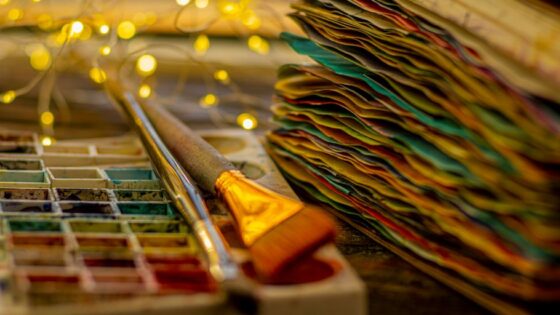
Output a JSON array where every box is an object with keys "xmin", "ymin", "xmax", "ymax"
[{"xmin": 0, "ymin": 0, "xmax": 277, "ymax": 146}]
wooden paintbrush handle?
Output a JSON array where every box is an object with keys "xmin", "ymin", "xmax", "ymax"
[{"xmin": 141, "ymin": 100, "xmax": 236, "ymax": 194}]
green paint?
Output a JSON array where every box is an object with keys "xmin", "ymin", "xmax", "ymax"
[
  {"xmin": 129, "ymin": 221, "xmax": 187, "ymax": 233},
  {"xmin": 0, "ymin": 171, "xmax": 47, "ymax": 183},
  {"xmin": 105, "ymin": 168, "xmax": 156, "ymax": 180},
  {"xmin": 8, "ymin": 219, "xmax": 62, "ymax": 232},
  {"xmin": 118, "ymin": 202, "xmax": 172, "ymax": 216},
  {"xmin": 0, "ymin": 159, "xmax": 42, "ymax": 171}
]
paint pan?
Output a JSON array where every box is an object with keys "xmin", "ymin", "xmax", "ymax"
[
  {"xmin": 0, "ymin": 188, "xmax": 51, "ymax": 200},
  {"xmin": 69, "ymin": 220, "xmax": 122, "ymax": 234},
  {"xmin": 128, "ymin": 221, "xmax": 187, "ymax": 234},
  {"xmin": 137, "ymin": 234, "xmax": 196, "ymax": 255},
  {"xmin": 89, "ymin": 268, "xmax": 147, "ymax": 294},
  {"xmin": 9, "ymin": 233, "xmax": 65, "ymax": 248},
  {"xmin": 202, "ymin": 135, "xmax": 247, "ymax": 154},
  {"xmin": 14, "ymin": 269, "xmax": 84, "ymax": 305},
  {"xmin": 1, "ymin": 201, "xmax": 54, "ymax": 214},
  {"xmin": 0, "ymin": 159, "xmax": 43, "ymax": 171},
  {"xmin": 56, "ymin": 188, "xmax": 110, "ymax": 201},
  {"xmin": 104, "ymin": 168, "xmax": 160, "ymax": 190},
  {"xmin": 117, "ymin": 202, "xmax": 173, "ymax": 217},
  {"xmin": 96, "ymin": 145, "xmax": 144, "ymax": 156},
  {"xmin": 59, "ymin": 202, "xmax": 114, "ymax": 216},
  {"xmin": 114, "ymin": 190, "xmax": 166, "ymax": 202},
  {"xmin": 75, "ymin": 235, "xmax": 130, "ymax": 253},
  {"xmin": 0, "ymin": 133, "xmax": 34, "ymax": 142},
  {"xmin": 11, "ymin": 248, "xmax": 67, "ymax": 267},
  {"xmin": 0, "ymin": 143, "xmax": 37, "ymax": 154},
  {"xmin": 42, "ymin": 144, "xmax": 90, "ymax": 155},
  {"xmin": 48, "ymin": 168, "xmax": 106, "ymax": 189},
  {"xmin": 0, "ymin": 171, "xmax": 49, "ymax": 187},
  {"xmin": 8, "ymin": 219, "xmax": 62, "ymax": 233},
  {"xmin": 81, "ymin": 252, "xmax": 137, "ymax": 268}
]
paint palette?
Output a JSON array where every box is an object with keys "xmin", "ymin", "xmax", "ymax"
[{"xmin": 0, "ymin": 129, "xmax": 365, "ymax": 315}]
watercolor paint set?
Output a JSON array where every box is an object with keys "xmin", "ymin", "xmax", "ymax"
[{"xmin": 0, "ymin": 129, "xmax": 365, "ymax": 315}]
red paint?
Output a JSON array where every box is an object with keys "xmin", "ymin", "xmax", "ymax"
[{"xmin": 242, "ymin": 256, "xmax": 340, "ymax": 285}]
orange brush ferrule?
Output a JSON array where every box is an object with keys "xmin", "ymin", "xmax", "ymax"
[{"xmin": 215, "ymin": 169, "xmax": 303, "ymax": 246}]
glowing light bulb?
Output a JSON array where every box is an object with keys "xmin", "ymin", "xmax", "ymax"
[
  {"xmin": 117, "ymin": 21, "xmax": 136, "ymax": 39},
  {"xmin": 40, "ymin": 111, "xmax": 54, "ymax": 125},
  {"xmin": 214, "ymin": 70, "xmax": 230, "ymax": 83},
  {"xmin": 195, "ymin": 0, "xmax": 209, "ymax": 9},
  {"xmin": 200, "ymin": 93, "xmax": 218, "ymax": 107},
  {"xmin": 247, "ymin": 35, "xmax": 269, "ymax": 55},
  {"xmin": 7, "ymin": 8, "xmax": 23, "ymax": 21},
  {"xmin": 29, "ymin": 45, "xmax": 51, "ymax": 71},
  {"xmin": 242, "ymin": 11, "xmax": 261, "ymax": 30},
  {"xmin": 1, "ymin": 90, "xmax": 16, "ymax": 104},
  {"xmin": 69, "ymin": 21, "xmax": 84, "ymax": 38},
  {"xmin": 89, "ymin": 67, "xmax": 107, "ymax": 84},
  {"xmin": 99, "ymin": 45, "xmax": 111, "ymax": 56},
  {"xmin": 194, "ymin": 34, "xmax": 210, "ymax": 55},
  {"xmin": 98, "ymin": 24, "xmax": 110, "ymax": 35},
  {"xmin": 220, "ymin": 2, "xmax": 240, "ymax": 15},
  {"xmin": 41, "ymin": 136, "xmax": 54, "ymax": 146},
  {"xmin": 138, "ymin": 84, "xmax": 152, "ymax": 98},
  {"xmin": 136, "ymin": 54, "xmax": 157, "ymax": 77},
  {"xmin": 176, "ymin": 0, "xmax": 191, "ymax": 6},
  {"xmin": 237, "ymin": 113, "xmax": 257, "ymax": 130}
]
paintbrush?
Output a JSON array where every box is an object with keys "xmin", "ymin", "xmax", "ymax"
[
  {"xmin": 135, "ymin": 98, "xmax": 337, "ymax": 280},
  {"xmin": 105, "ymin": 80, "xmax": 261, "ymax": 314}
]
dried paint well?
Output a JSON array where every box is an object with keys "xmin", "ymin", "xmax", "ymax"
[
  {"xmin": 118, "ymin": 202, "xmax": 173, "ymax": 217},
  {"xmin": 56, "ymin": 189, "xmax": 110, "ymax": 201},
  {"xmin": 114, "ymin": 190, "xmax": 166, "ymax": 201},
  {"xmin": 0, "ymin": 188, "xmax": 50, "ymax": 200},
  {"xmin": 1, "ymin": 201, "xmax": 54, "ymax": 214}
]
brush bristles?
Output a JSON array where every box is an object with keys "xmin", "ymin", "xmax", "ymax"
[{"xmin": 249, "ymin": 205, "xmax": 336, "ymax": 280}]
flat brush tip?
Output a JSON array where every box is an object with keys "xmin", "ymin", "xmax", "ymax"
[{"xmin": 249, "ymin": 205, "xmax": 336, "ymax": 280}]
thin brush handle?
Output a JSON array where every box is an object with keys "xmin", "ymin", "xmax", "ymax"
[
  {"xmin": 140, "ymin": 100, "xmax": 236, "ymax": 194},
  {"xmin": 109, "ymin": 89, "xmax": 237, "ymax": 282}
]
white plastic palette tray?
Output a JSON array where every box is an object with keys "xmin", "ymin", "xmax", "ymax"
[{"xmin": 0, "ymin": 129, "xmax": 366, "ymax": 315}]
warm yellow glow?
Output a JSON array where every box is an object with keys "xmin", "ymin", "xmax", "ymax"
[
  {"xmin": 40, "ymin": 111, "xmax": 55, "ymax": 125},
  {"xmin": 37, "ymin": 14, "xmax": 53, "ymax": 30},
  {"xmin": 214, "ymin": 69, "xmax": 230, "ymax": 83},
  {"xmin": 32, "ymin": 0, "xmax": 41, "ymax": 2},
  {"xmin": 136, "ymin": 54, "xmax": 157, "ymax": 77},
  {"xmin": 41, "ymin": 136, "xmax": 54, "ymax": 146},
  {"xmin": 89, "ymin": 67, "xmax": 107, "ymax": 84},
  {"xmin": 195, "ymin": 0, "xmax": 209, "ymax": 9},
  {"xmin": 220, "ymin": 2, "xmax": 241, "ymax": 15},
  {"xmin": 99, "ymin": 45, "xmax": 111, "ymax": 56},
  {"xmin": 138, "ymin": 84, "xmax": 152, "ymax": 98},
  {"xmin": 98, "ymin": 24, "xmax": 110, "ymax": 35},
  {"xmin": 176, "ymin": 0, "xmax": 191, "ymax": 6},
  {"xmin": 248, "ymin": 35, "xmax": 269, "ymax": 55},
  {"xmin": 242, "ymin": 11, "xmax": 261, "ymax": 30},
  {"xmin": 29, "ymin": 46, "xmax": 52, "ymax": 71},
  {"xmin": 117, "ymin": 21, "xmax": 136, "ymax": 39},
  {"xmin": 1, "ymin": 90, "xmax": 16, "ymax": 104},
  {"xmin": 0, "ymin": 0, "xmax": 10, "ymax": 6},
  {"xmin": 200, "ymin": 93, "xmax": 218, "ymax": 107},
  {"xmin": 7, "ymin": 8, "xmax": 23, "ymax": 21},
  {"xmin": 69, "ymin": 21, "xmax": 84, "ymax": 38},
  {"xmin": 194, "ymin": 34, "xmax": 210, "ymax": 55},
  {"xmin": 145, "ymin": 12, "xmax": 158, "ymax": 25},
  {"xmin": 79, "ymin": 24, "xmax": 92, "ymax": 40},
  {"xmin": 237, "ymin": 113, "xmax": 257, "ymax": 130}
]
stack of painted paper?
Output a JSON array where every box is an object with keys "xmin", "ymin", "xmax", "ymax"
[{"xmin": 268, "ymin": 0, "xmax": 560, "ymax": 307}]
